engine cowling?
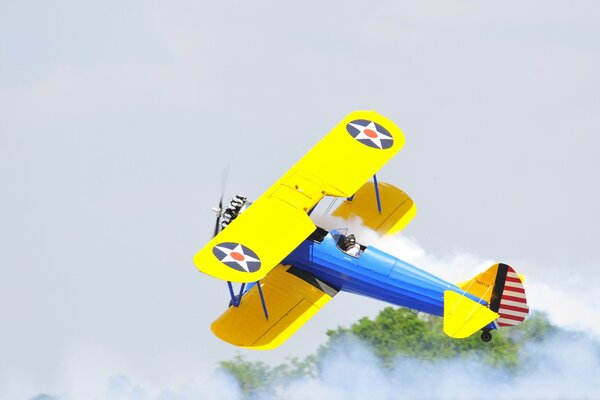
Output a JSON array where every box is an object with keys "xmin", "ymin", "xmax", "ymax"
[{"xmin": 220, "ymin": 195, "xmax": 252, "ymax": 229}]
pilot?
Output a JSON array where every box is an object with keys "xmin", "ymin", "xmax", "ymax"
[{"xmin": 343, "ymin": 234, "xmax": 361, "ymax": 257}]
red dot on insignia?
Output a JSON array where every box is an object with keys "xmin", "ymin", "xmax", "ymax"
[
  {"xmin": 364, "ymin": 129, "xmax": 378, "ymax": 138},
  {"xmin": 230, "ymin": 251, "xmax": 245, "ymax": 261}
]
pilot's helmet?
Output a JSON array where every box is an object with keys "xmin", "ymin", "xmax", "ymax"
[{"xmin": 345, "ymin": 234, "xmax": 356, "ymax": 246}]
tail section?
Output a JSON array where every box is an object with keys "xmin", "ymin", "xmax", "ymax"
[
  {"xmin": 443, "ymin": 263, "xmax": 529, "ymax": 340},
  {"xmin": 459, "ymin": 263, "xmax": 530, "ymax": 328},
  {"xmin": 490, "ymin": 264, "xmax": 530, "ymax": 327}
]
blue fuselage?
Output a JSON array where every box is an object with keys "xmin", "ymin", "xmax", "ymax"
[{"xmin": 283, "ymin": 232, "xmax": 482, "ymax": 317}]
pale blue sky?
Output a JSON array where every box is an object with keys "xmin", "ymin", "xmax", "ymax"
[{"xmin": 1, "ymin": 1, "xmax": 599, "ymax": 397}]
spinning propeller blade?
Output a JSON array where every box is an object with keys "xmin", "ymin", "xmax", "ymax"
[
  {"xmin": 212, "ymin": 165, "xmax": 230, "ymax": 238},
  {"xmin": 213, "ymin": 196, "xmax": 223, "ymax": 238}
]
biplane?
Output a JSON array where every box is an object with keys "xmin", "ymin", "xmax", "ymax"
[{"xmin": 193, "ymin": 111, "xmax": 529, "ymax": 349}]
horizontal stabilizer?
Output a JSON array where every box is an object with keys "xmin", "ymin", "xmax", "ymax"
[
  {"xmin": 443, "ymin": 290, "xmax": 499, "ymax": 338},
  {"xmin": 211, "ymin": 264, "xmax": 338, "ymax": 349}
]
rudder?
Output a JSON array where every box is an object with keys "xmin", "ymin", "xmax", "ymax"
[{"xmin": 459, "ymin": 263, "xmax": 530, "ymax": 328}]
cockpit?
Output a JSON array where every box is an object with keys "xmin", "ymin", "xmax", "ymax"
[{"xmin": 308, "ymin": 227, "xmax": 366, "ymax": 258}]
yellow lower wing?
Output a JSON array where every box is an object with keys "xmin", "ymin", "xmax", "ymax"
[
  {"xmin": 211, "ymin": 264, "xmax": 337, "ymax": 349},
  {"xmin": 332, "ymin": 181, "xmax": 416, "ymax": 235}
]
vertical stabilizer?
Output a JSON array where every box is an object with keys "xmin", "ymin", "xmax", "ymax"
[{"xmin": 459, "ymin": 263, "xmax": 530, "ymax": 328}]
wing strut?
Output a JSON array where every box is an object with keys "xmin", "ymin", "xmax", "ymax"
[
  {"xmin": 237, "ymin": 283, "xmax": 246, "ymax": 305},
  {"xmin": 373, "ymin": 174, "xmax": 382, "ymax": 214},
  {"xmin": 257, "ymin": 280, "xmax": 269, "ymax": 320},
  {"xmin": 227, "ymin": 281, "xmax": 237, "ymax": 306},
  {"xmin": 226, "ymin": 281, "xmax": 247, "ymax": 307},
  {"xmin": 226, "ymin": 280, "xmax": 268, "ymax": 319},
  {"xmin": 346, "ymin": 174, "xmax": 382, "ymax": 213}
]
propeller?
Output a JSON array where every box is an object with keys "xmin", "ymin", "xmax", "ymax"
[
  {"xmin": 212, "ymin": 196, "xmax": 223, "ymax": 238},
  {"xmin": 211, "ymin": 165, "xmax": 230, "ymax": 238}
]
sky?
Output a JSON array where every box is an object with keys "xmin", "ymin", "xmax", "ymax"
[{"xmin": 1, "ymin": 1, "xmax": 600, "ymax": 398}]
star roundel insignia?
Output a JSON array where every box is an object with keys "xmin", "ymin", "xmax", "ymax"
[
  {"xmin": 346, "ymin": 119, "xmax": 393, "ymax": 149},
  {"xmin": 212, "ymin": 242, "xmax": 261, "ymax": 273}
]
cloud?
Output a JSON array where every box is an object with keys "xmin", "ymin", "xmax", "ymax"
[
  {"xmin": 37, "ymin": 332, "xmax": 597, "ymax": 400},
  {"xmin": 268, "ymin": 333, "xmax": 600, "ymax": 400},
  {"xmin": 24, "ymin": 220, "xmax": 600, "ymax": 400},
  {"xmin": 374, "ymin": 234, "xmax": 600, "ymax": 340}
]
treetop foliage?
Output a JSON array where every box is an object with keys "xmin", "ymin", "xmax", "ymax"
[{"xmin": 219, "ymin": 308, "xmax": 557, "ymax": 396}]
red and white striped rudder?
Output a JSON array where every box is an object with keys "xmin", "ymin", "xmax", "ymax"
[
  {"xmin": 493, "ymin": 264, "xmax": 529, "ymax": 327},
  {"xmin": 458, "ymin": 262, "xmax": 529, "ymax": 329}
]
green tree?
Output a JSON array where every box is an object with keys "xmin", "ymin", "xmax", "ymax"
[
  {"xmin": 220, "ymin": 309, "xmax": 557, "ymax": 392},
  {"xmin": 219, "ymin": 355, "xmax": 273, "ymax": 396},
  {"xmin": 219, "ymin": 354, "xmax": 317, "ymax": 396},
  {"xmin": 322, "ymin": 307, "xmax": 521, "ymax": 368}
]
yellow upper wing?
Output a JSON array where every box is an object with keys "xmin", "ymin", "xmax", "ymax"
[
  {"xmin": 194, "ymin": 198, "xmax": 316, "ymax": 283},
  {"xmin": 194, "ymin": 111, "xmax": 405, "ymax": 282},
  {"xmin": 262, "ymin": 110, "xmax": 405, "ymax": 199}
]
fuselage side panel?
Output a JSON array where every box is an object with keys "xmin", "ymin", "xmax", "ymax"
[{"xmin": 283, "ymin": 233, "xmax": 484, "ymax": 317}]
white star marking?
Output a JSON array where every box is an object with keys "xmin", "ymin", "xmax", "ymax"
[
  {"xmin": 214, "ymin": 243, "xmax": 260, "ymax": 272},
  {"xmin": 348, "ymin": 121, "xmax": 392, "ymax": 149}
]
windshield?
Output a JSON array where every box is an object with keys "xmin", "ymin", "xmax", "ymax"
[{"xmin": 329, "ymin": 228, "xmax": 348, "ymax": 243}]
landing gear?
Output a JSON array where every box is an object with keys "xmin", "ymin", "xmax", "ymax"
[{"xmin": 480, "ymin": 330, "xmax": 492, "ymax": 343}]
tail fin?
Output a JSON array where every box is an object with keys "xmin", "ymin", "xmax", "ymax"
[
  {"xmin": 443, "ymin": 263, "xmax": 530, "ymax": 339},
  {"xmin": 459, "ymin": 263, "xmax": 530, "ymax": 328}
]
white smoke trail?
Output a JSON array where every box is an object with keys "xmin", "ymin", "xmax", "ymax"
[
  {"xmin": 30, "ymin": 331, "xmax": 600, "ymax": 400},
  {"xmin": 25, "ymin": 219, "xmax": 600, "ymax": 399},
  {"xmin": 311, "ymin": 213, "xmax": 600, "ymax": 339},
  {"xmin": 267, "ymin": 334, "xmax": 600, "ymax": 400},
  {"xmin": 368, "ymin": 234, "xmax": 600, "ymax": 340}
]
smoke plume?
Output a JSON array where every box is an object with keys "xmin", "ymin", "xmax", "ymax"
[{"xmin": 26, "ymin": 224, "xmax": 600, "ymax": 399}]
